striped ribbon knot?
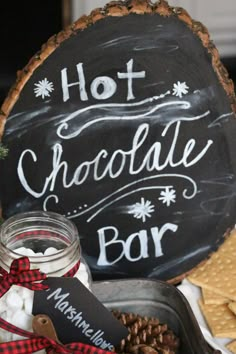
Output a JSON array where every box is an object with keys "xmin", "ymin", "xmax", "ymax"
[{"xmin": 0, "ymin": 256, "xmax": 48, "ymax": 297}]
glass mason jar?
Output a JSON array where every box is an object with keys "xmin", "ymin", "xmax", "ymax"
[{"xmin": 0, "ymin": 210, "xmax": 92, "ymax": 343}]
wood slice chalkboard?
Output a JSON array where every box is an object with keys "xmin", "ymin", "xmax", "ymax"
[{"xmin": 1, "ymin": 0, "xmax": 236, "ymax": 282}]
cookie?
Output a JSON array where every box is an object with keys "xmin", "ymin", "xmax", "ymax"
[{"xmin": 199, "ymin": 299, "xmax": 236, "ymax": 338}]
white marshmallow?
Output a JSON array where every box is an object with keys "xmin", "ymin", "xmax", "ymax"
[
  {"xmin": 24, "ymin": 248, "xmax": 36, "ymax": 256},
  {"xmin": 0, "ymin": 299, "xmax": 7, "ymax": 313},
  {"xmin": 34, "ymin": 252, "xmax": 44, "ymax": 256},
  {"xmin": 13, "ymin": 247, "xmax": 28, "ymax": 255},
  {"xmin": 5, "ymin": 291, "xmax": 23, "ymax": 310},
  {"xmin": 11, "ymin": 310, "xmax": 32, "ymax": 330},
  {"xmin": 79, "ymin": 262, "xmax": 87, "ymax": 271},
  {"xmin": 0, "ymin": 290, "xmax": 10, "ymax": 304},
  {"xmin": 12, "ymin": 333, "xmax": 27, "ymax": 341},
  {"xmin": 39, "ymin": 263, "xmax": 52, "ymax": 274},
  {"xmin": 44, "ymin": 247, "xmax": 60, "ymax": 256},
  {"xmin": 24, "ymin": 294, "xmax": 34, "ymax": 315},
  {"xmin": 1, "ymin": 309, "xmax": 14, "ymax": 324},
  {"xmin": 17, "ymin": 287, "xmax": 33, "ymax": 300},
  {"xmin": 7, "ymin": 309, "xmax": 14, "ymax": 321},
  {"xmin": 0, "ymin": 327, "xmax": 12, "ymax": 342},
  {"xmin": 78, "ymin": 271, "xmax": 88, "ymax": 283},
  {"xmin": 75, "ymin": 271, "xmax": 90, "ymax": 289},
  {"xmin": 0, "ymin": 328, "xmax": 7, "ymax": 342},
  {"xmin": 0, "ymin": 311, "xmax": 6, "ymax": 321}
]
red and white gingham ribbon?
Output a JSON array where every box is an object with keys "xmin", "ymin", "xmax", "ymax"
[
  {"xmin": 0, "ymin": 257, "xmax": 48, "ymax": 296},
  {"xmin": 0, "ymin": 316, "xmax": 115, "ymax": 354},
  {"xmin": 0, "ymin": 256, "xmax": 81, "ymax": 298}
]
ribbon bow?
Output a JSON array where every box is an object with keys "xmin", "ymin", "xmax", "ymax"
[
  {"xmin": 0, "ymin": 256, "xmax": 48, "ymax": 297},
  {"xmin": 0, "ymin": 317, "xmax": 115, "ymax": 354}
]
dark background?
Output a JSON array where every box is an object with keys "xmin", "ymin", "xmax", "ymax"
[
  {"xmin": 0, "ymin": 1, "xmax": 63, "ymax": 107},
  {"xmin": 0, "ymin": 1, "xmax": 236, "ymax": 107}
]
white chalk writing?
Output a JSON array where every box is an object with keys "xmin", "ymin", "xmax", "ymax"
[
  {"xmin": 17, "ymin": 118, "xmax": 212, "ymax": 200},
  {"xmin": 47, "ymin": 287, "xmax": 114, "ymax": 350},
  {"xmin": 17, "ymin": 61, "xmax": 216, "ymax": 267},
  {"xmin": 61, "ymin": 59, "xmax": 145, "ymax": 102},
  {"xmin": 97, "ymin": 224, "xmax": 178, "ymax": 266}
]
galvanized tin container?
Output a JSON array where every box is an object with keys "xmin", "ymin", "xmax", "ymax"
[{"xmin": 92, "ymin": 279, "xmax": 217, "ymax": 354}]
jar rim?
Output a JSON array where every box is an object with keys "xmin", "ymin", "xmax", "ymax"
[{"xmin": 0, "ymin": 210, "xmax": 80, "ymax": 263}]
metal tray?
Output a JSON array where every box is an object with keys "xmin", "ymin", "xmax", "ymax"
[{"xmin": 92, "ymin": 279, "xmax": 218, "ymax": 354}]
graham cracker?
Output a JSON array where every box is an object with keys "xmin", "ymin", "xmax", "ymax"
[
  {"xmin": 188, "ymin": 229, "xmax": 236, "ymax": 301},
  {"xmin": 226, "ymin": 340, "xmax": 236, "ymax": 354},
  {"xmin": 198, "ymin": 299, "xmax": 236, "ymax": 338},
  {"xmin": 202, "ymin": 287, "xmax": 229, "ymax": 305},
  {"xmin": 229, "ymin": 303, "xmax": 236, "ymax": 316}
]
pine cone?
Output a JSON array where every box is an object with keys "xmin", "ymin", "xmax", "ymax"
[{"xmin": 111, "ymin": 311, "xmax": 180, "ymax": 354}]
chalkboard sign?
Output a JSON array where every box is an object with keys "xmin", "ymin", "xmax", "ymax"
[
  {"xmin": 33, "ymin": 277, "xmax": 128, "ymax": 346},
  {"xmin": 1, "ymin": 0, "xmax": 236, "ymax": 282}
]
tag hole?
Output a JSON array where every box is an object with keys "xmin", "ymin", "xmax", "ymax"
[{"xmin": 40, "ymin": 318, "xmax": 48, "ymax": 325}]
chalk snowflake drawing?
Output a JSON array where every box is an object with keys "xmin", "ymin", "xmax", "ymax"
[
  {"xmin": 159, "ymin": 187, "xmax": 176, "ymax": 207},
  {"xmin": 128, "ymin": 197, "xmax": 155, "ymax": 223},
  {"xmin": 34, "ymin": 78, "xmax": 54, "ymax": 99},
  {"xmin": 172, "ymin": 81, "xmax": 189, "ymax": 98}
]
